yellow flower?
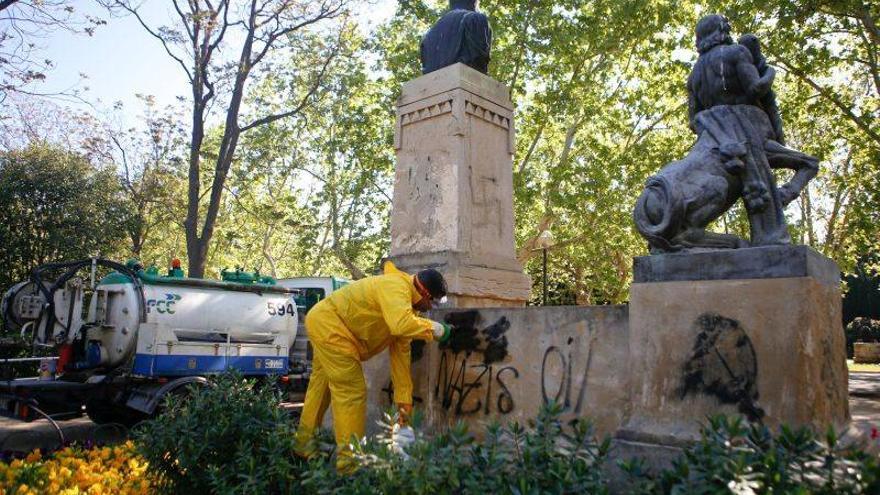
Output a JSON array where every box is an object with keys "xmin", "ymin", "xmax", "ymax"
[{"xmin": 24, "ymin": 450, "xmax": 41, "ymax": 463}]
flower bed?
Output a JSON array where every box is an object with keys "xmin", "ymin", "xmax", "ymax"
[{"xmin": 0, "ymin": 441, "xmax": 156, "ymax": 495}]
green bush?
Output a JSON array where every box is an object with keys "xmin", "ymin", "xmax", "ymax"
[
  {"xmin": 137, "ymin": 373, "xmax": 880, "ymax": 494},
  {"xmin": 845, "ymin": 317, "xmax": 880, "ymax": 358},
  {"xmin": 134, "ymin": 372, "xmax": 304, "ymax": 495},
  {"xmin": 300, "ymin": 402, "xmax": 610, "ymax": 495},
  {"xmin": 622, "ymin": 415, "xmax": 880, "ymax": 494}
]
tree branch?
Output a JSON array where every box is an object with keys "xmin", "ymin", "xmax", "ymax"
[
  {"xmin": 767, "ymin": 47, "xmax": 880, "ymax": 146},
  {"xmin": 240, "ymin": 43, "xmax": 337, "ymax": 132},
  {"xmin": 0, "ymin": 0, "xmax": 20, "ymax": 12},
  {"xmin": 114, "ymin": 1, "xmax": 194, "ymax": 82}
]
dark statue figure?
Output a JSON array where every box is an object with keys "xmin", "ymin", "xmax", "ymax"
[
  {"xmin": 420, "ymin": 0, "xmax": 492, "ymax": 75},
  {"xmin": 634, "ymin": 15, "xmax": 819, "ymax": 252}
]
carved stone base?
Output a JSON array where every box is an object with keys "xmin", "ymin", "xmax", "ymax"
[
  {"xmin": 389, "ymin": 251, "xmax": 531, "ymax": 308},
  {"xmin": 619, "ymin": 246, "xmax": 849, "ymax": 445}
]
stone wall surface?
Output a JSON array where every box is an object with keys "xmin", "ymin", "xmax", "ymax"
[
  {"xmin": 620, "ymin": 248, "xmax": 850, "ymax": 446},
  {"xmin": 358, "ymin": 248, "xmax": 849, "ymax": 460},
  {"xmin": 363, "ymin": 305, "xmax": 630, "ymax": 437}
]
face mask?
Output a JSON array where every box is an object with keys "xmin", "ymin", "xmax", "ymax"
[{"xmin": 413, "ymin": 298, "xmax": 432, "ymax": 312}]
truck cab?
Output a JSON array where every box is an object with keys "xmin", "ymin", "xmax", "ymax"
[{"xmin": 276, "ymin": 276, "xmax": 349, "ymax": 376}]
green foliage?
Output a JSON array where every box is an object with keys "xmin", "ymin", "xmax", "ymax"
[
  {"xmin": 843, "ymin": 255, "xmax": 880, "ymax": 324},
  {"xmin": 138, "ymin": 374, "xmax": 880, "ymax": 494},
  {"xmin": 301, "ymin": 402, "xmax": 610, "ymax": 494},
  {"xmin": 134, "ymin": 373, "xmax": 303, "ymax": 495},
  {"xmin": 5, "ymin": 0, "xmax": 880, "ymax": 298},
  {"xmin": 137, "ymin": 374, "xmax": 610, "ymax": 495},
  {"xmin": 623, "ymin": 415, "xmax": 880, "ymax": 494},
  {"xmin": 845, "ymin": 317, "xmax": 880, "ymax": 358},
  {"xmin": 375, "ymin": 1, "xmax": 880, "ymax": 302},
  {"xmin": 211, "ymin": 24, "xmax": 394, "ymax": 280},
  {"xmin": 0, "ymin": 142, "xmax": 131, "ymax": 290}
]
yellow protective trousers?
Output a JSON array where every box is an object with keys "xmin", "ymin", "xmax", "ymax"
[{"xmin": 294, "ymin": 303, "xmax": 366, "ymax": 473}]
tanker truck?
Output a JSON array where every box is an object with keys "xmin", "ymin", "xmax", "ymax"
[{"xmin": 0, "ymin": 258, "xmax": 305, "ymax": 426}]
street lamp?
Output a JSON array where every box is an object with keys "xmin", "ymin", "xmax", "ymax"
[{"xmin": 536, "ymin": 230, "xmax": 555, "ymax": 306}]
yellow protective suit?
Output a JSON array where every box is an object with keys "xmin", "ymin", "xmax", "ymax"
[{"xmin": 294, "ymin": 261, "xmax": 438, "ymax": 471}]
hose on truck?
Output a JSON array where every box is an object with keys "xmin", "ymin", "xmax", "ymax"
[{"xmin": 29, "ymin": 258, "xmax": 147, "ymax": 347}]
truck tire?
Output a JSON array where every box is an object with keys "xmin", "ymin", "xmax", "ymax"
[
  {"xmin": 152, "ymin": 381, "xmax": 201, "ymax": 418},
  {"xmin": 85, "ymin": 399, "xmax": 145, "ymax": 428}
]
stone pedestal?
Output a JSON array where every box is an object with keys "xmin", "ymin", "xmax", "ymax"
[
  {"xmin": 389, "ymin": 63, "xmax": 530, "ymax": 307},
  {"xmin": 618, "ymin": 245, "xmax": 850, "ymax": 448},
  {"xmin": 854, "ymin": 343, "xmax": 880, "ymax": 364}
]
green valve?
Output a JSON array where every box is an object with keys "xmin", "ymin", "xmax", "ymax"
[{"xmin": 221, "ymin": 267, "xmax": 276, "ymax": 285}]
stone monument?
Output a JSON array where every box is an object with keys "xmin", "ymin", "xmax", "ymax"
[
  {"xmin": 619, "ymin": 15, "xmax": 849, "ymax": 462},
  {"xmin": 389, "ymin": 7, "xmax": 529, "ymax": 308}
]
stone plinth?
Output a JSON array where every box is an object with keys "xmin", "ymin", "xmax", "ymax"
[
  {"xmin": 618, "ymin": 246, "xmax": 849, "ymax": 447},
  {"xmin": 389, "ymin": 63, "xmax": 530, "ymax": 307},
  {"xmin": 854, "ymin": 343, "xmax": 880, "ymax": 364}
]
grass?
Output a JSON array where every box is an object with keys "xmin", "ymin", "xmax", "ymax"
[{"xmin": 848, "ymin": 359, "xmax": 880, "ymax": 373}]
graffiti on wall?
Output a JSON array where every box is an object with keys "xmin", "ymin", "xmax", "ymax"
[
  {"xmin": 539, "ymin": 330, "xmax": 598, "ymax": 414},
  {"xmin": 434, "ymin": 310, "xmax": 520, "ymax": 416},
  {"xmin": 679, "ymin": 312, "xmax": 764, "ymax": 422}
]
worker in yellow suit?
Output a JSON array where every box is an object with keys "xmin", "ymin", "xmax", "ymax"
[{"xmin": 294, "ymin": 261, "xmax": 451, "ymax": 472}]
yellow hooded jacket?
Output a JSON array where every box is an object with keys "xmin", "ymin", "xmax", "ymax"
[{"xmin": 306, "ymin": 261, "xmax": 437, "ymax": 404}]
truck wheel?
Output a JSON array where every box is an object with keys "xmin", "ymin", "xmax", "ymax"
[
  {"xmin": 152, "ymin": 383, "xmax": 198, "ymax": 418},
  {"xmin": 85, "ymin": 400, "xmax": 145, "ymax": 428}
]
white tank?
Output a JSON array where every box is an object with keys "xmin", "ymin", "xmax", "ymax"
[{"xmin": 86, "ymin": 274, "xmax": 298, "ymax": 370}]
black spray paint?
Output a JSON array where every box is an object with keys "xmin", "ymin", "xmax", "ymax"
[
  {"xmin": 540, "ymin": 334, "xmax": 596, "ymax": 414},
  {"xmin": 442, "ymin": 310, "xmax": 482, "ymax": 353},
  {"xmin": 433, "ymin": 310, "xmax": 518, "ymax": 416},
  {"xmin": 480, "ymin": 316, "xmax": 510, "ymax": 364},
  {"xmin": 679, "ymin": 312, "xmax": 765, "ymax": 422}
]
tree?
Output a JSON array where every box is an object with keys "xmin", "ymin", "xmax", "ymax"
[
  {"xmin": 709, "ymin": 0, "xmax": 880, "ymax": 270},
  {"xmin": 112, "ymin": 0, "xmax": 351, "ymax": 278},
  {"xmin": 0, "ymin": 143, "xmax": 130, "ymax": 289},
  {"xmin": 0, "ymin": 1, "xmax": 106, "ymax": 102},
  {"xmin": 378, "ymin": 0, "xmax": 880, "ymax": 302},
  {"xmin": 208, "ymin": 25, "xmax": 394, "ymax": 280},
  {"xmin": 1, "ymin": 95, "xmax": 188, "ymax": 265},
  {"xmin": 89, "ymin": 96, "xmax": 189, "ymax": 259}
]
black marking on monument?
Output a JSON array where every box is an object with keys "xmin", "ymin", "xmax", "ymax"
[
  {"xmin": 434, "ymin": 310, "xmax": 519, "ymax": 416},
  {"xmin": 679, "ymin": 312, "xmax": 765, "ymax": 422},
  {"xmin": 480, "ymin": 316, "xmax": 510, "ymax": 364},
  {"xmin": 443, "ymin": 310, "xmax": 482, "ymax": 353}
]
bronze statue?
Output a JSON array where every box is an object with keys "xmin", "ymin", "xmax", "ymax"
[
  {"xmin": 634, "ymin": 15, "xmax": 819, "ymax": 253},
  {"xmin": 420, "ymin": 0, "xmax": 492, "ymax": 75},
  {"xmin": 738, "ymin": 33, "xmax": 785, "ymax": 146}
]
